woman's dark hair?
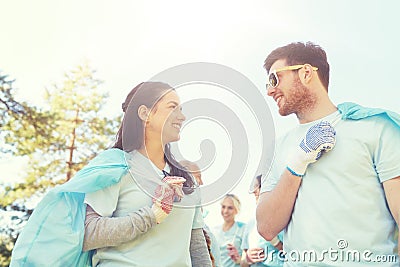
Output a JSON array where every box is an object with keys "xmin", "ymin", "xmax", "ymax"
[
  {"xmin": 203, "ymin": 229, "xmax": 216, "ymax": 267},
  {"xmin": 112, "ymin": 81, "xmax": 195, "ymax": 192},
  {"xmin": 255, "ymin": 174, "xmax": 262, "ymax": 189}
]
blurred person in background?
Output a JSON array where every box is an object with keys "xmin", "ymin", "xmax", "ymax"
[
  {"xmin": 180, "ymin": 159, "xmax": 222, "ymax": 267},
  {"xmin": 214, "ymin": 194, "xmax": 247, "ymax": 267},
  {"xmin": 241, "ymin": 174, "xmax": 283, "ymax": 267}
]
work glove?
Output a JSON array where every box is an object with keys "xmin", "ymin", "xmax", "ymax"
[
  {"xmin": 287, "ymin": 121, "xmax": 336, "ymax": 177},
  {"xmin": 163, "ymin": 176, "xmax": 185, "ymax": 201},
  {"xmin": 151, "ymin": 176, "xmax": 186, "ymax": 223}
]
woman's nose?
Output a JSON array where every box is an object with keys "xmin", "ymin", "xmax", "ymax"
[{"xmin": 177, "ymin": 108, "xmax": 186, "ymax": 121}]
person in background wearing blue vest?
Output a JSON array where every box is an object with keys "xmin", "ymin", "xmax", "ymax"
[
  {"xmin": 241, "ymin": 175, "xmax": 283, "ymax": 266},
  {"xmin": 214, "ymin": 194, "xmax": 247, "ymax": 267},
  {"xmin": 180, "ymin": 160, "xmax": 222, "ymax": 267},
  {"xmin": 256, "ymin": 41, "xmax": 399, "ymax": 266}
]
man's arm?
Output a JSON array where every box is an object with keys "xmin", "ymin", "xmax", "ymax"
[
  {"xmin": 382, "ymin": 176, "xmax": 400, "ymax": 255},
  {"xmin": 256, "ymin": 169, "xmax": 302, "ymax": 241},
  {"xmin": 257, "ymin": 121, "xmax": 336, "ymax": 241}
]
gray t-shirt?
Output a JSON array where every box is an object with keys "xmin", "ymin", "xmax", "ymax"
[
  {"xmin": 261, "ymin": 111, "xmax": 399, "ymax": 266},
  {"xmin": 85, "ymin": 150, "xmax": 204, "ymax": 266}
]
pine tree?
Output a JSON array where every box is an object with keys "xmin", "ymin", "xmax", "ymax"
[{"xmin": 0, "ymin": 64, "xmax": 120, "ymax": 266}]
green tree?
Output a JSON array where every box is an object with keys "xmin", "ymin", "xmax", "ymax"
[
  {"xmin": 0, "ymin": 71, "xmax": 55, "ymax": 266},
  {"xmin": 1, "ymin": 73, "xmax": 22, "ymax": 127},
  {"xmin": 0, "ymin": 64, "xmax": 120, "ymax": 266},
  {"xmin": 0, "ymin": 72, "xmax": 54, "ymax": 154}
]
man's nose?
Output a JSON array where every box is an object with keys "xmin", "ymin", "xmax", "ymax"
[{"xmin": 266, "ymin": 85, "xmax": 276, "ymax": 97}]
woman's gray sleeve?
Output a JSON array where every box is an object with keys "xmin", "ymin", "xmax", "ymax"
[
  {"xmin": 190, "ymin": 228, "xmax": 212, "ymax": 267},
  {"xmin": 82, "ymin": 205, "xmax": 156, "ymax": 251}
]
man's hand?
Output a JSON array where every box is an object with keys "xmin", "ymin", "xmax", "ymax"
[{"xmin": 287, "ymin": 120, "xmax": 336, "ymax": 177}]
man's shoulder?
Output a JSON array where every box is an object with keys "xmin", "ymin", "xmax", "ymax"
[{"xmin": 339, "ymin": 102, "xmax": 400, "ymax": 128}]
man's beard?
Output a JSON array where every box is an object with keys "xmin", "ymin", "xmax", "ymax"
[{"xmin": 279, "ymin": 77, "xmax": 317, "ymax": 118}]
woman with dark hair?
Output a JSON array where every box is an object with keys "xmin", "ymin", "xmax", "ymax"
[
  {"xmin": 82, "ymin": 82, "xmax": 210, "ymax": 266},
  {"xmin": 10, "ymin": 82, "xmax": 211, "ymax": 266}
]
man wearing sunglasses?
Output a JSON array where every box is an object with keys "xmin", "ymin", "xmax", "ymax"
[{"xmin": 256, "ymin": 42, "xmax": 400, "ymax": 266}]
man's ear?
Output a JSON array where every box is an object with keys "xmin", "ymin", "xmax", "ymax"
[
  {"xmin": 302, "ymin": 64, "xmax": 316, "ymax": 84},
  {"xmin": 137, "ymin": 105, "xmax": 150, "ymax": 122}
]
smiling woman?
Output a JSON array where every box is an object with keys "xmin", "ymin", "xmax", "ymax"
[
  {"xmin": 10, "ymin": 81, "xmax": 212, "ymax": 267},
  {"xmin": 141, "ymin": 90, "xmax": 186, "ymax": 154}
]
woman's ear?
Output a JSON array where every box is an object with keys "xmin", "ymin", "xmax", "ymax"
[{"xmin": 137, "ymin": 105, "xmax": 150, "ymax": 122}]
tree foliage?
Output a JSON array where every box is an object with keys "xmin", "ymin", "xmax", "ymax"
[
  {"xmin": 0, "ymin": 72, "xmax": 55, "ymax": 154},
  {"xmin": 0, "ymin": 64, "xmax": 121, "ymax": 266}
]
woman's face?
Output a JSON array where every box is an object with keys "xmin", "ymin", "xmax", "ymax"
[
  {"xmin": 220, "ymin": 197, "xmax": 237, "ymax": 223},
  {"xmin": 146, "ymin": 90, "xmax": 186, "ymax": 144}
]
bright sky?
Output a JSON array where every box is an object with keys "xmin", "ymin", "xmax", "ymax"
[{"xmin": 1, "ymin": 0, "xmax": 400, "ymax": 227}]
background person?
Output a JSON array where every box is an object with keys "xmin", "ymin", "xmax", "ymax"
[
  {"xmin": 214, "ymin": 194, "xmax": 247, "ymax": 267},
  {"xmin": 180, "ymin": 159, "xmax": 222, "ymax": 267},
  {"xmin": 180, "ymin": 160, "xmax": 204, "ymax": 186},
  {"xmin": 241, "ymin": 175, "xmax": 283, "ymax": 267}
]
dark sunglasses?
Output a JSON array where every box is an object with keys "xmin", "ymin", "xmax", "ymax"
[{"xmin": 266, "ymin": 64, "xmax": 318, "ymax": 89}]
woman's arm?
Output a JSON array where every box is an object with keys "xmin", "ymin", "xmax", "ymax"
[
  {"xmin": 83, "ymin": 176, "xmax": 181, "ymax": 251},
  {"xmin": 189, "ymin": 228, "xmax": 212, "ymax": 267},
  {"xmin": 82, "ymin": 205, "xmax": 156, "ymax": 251}
]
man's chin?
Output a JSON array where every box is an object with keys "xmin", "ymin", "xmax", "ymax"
[{"xmin": 278, "ymin": 109, "xmax": 291, "ymax": 117}]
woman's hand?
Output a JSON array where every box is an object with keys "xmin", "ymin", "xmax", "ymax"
[
  {"xmin": 245, "ymin": 247, "xmax": 265, "ymax": 264},
  {"xmin": 163, "ymin": 176, "xmax": 186, "ymax": 201},
  {"xmin": 227, "ymin": 243, "xmax": 241, "ymax": 264},
  {"xmin": 151, "ymin": 176, "xmax": 186, "ymax": 223}
]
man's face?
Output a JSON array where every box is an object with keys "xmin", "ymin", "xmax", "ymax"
[{"xmin": 267, "ymin": 59, "xmax": 316, "ymax": 117}]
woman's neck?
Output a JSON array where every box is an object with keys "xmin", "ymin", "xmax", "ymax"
[
  {"xmin": 138, "ymin": 142, "xmax": 166, "ymax": 170},
  {"xmin": 222, "ymin": 220, "xmax": 235, "ymax": 232}
]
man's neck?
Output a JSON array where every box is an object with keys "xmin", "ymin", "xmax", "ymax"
[{"xmin": 297, "ymin": 98, "xmax": 337, "ymax": 124}]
